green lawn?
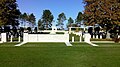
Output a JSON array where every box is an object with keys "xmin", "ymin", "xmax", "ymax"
[{"xmin": 0, "ymin": 42, "xmax": 120, "ymax": 67}]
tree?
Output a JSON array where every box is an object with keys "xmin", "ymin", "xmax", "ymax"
[
  {"xmin": 38, "ymin": 19, "xmax": 44, "ymax": 30},
  {"xmin": 67, "ymin": 17, "xmax": 74, "ymax": 28},
  {"xmin": 19, "ymin": 13, "xmax": 28, "ymax": 28},
  {"xmin": 56, "ymin": 12, "xmax": 66, "ymax": 30},
  {"xmin": 0, "ymin": 0, "xmax": 21, "ymax": 26},
  {"xmin": 83, "ymin": 0, "xmax": 120, "ymax": 31},
  {"xmin": 19, "ymin": 13, "xmax": 36, "ymax": 28},
  {"xmin": 28, "ymin": 13, "xmax": 36, "ymax": 28},
  {"xmin": 75, "ymin": 12, "xmax": 83, "ymax": 27},
  {"xmin": 42, "ymin": 10, "xmax": 54, "ymax": 29},
  {"xmin": 27, "ymin": 27, "xmax": 32, "ymax": 33}
]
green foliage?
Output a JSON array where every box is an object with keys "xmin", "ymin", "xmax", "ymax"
[
  {"xmin": 38, "ymin": 19, "xmax": 44, "ymax": 30},
  {"xmin": 19, "ymin": 13, "xmax": 28, "ymax": 28},
  {"xmin": 69, "ymin": 33, "xmax": 81, "ymax": 42},
  {"xmin": 28, "ymin": 13, "xmax": 36, "ymax": 28},
  {"xmin": 0, "ymin": 0, "xmax": 21, "ymax": 26},
  {"xmin": 56, "ymin": 32, "xmax": 64, "ymax": 34},
  {"xmin": 83, "ymin": 0, "xmax": 120, "ymax": 30},
  {"xmin": 112, "ymin": 38, "xmax": 120, "ymax": 43},
  {"xmin": 75, "ymin": 12, "xmax": 83, "ymax": 26},
  {"xmin": 56, "ymin": 12, "xmax": 66, "ymax": 30},
  {"xmin": 7, "ymin": 38, "xmax": 23, "ymax": 41},
  {"xmin": 19, "ymin": 13, "xmax": 36, "ymax": 28},
  {"xmin": 42, "ymin": 10, "xmax": 54, "ymax": 29},
  {"xmin": 67, "ymin": 17, "xmax": 74, "ymax": 28},
  {"xmin": 90, "ymin": 38, "xmax": 113, "ymax": 41}
]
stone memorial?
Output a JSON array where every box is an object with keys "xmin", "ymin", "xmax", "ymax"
[
  {"xmin": 50, "ymin": 26, "xmax": 57, "ymax": 34},
  {"xmin": 1, "ymin": 33, "xmax": 6, "ymax": 42},
  {"xmin": 84, "ymin": 33, "xmax": 98, "ymax": 46}
]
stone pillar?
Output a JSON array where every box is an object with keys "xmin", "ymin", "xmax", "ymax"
[
  {"xmin": 1, "ymin": 33, "xmax": 7, "ymax": 42},
  {"xmin": 64, "ymin": 33, "xmax": 69, "ymax": 42},
  {"xmin": 106, "ymin": 32, "xmax": 110, "ymax": 39},
  {"xmin": 18, "ymin": 36, "xmax": 20, "ymax": 42},
  {"xmin": 10, "ymin": 35, "xmax": 13, "ymax": 42},
  {"xmin": 23, "ymin": 33, "xmax": 28, "ymax": 42},
  {"xmin": 84, "ymin": 33, "xmax": 91, "ymax": 43},
  {"xmin": 118, "ymin": 35, "xmax": 120, "ymax": 38},
  {"xmin": 72, "ymin": 36, "xmax": 74, "ymax": 42},
  {"xmin": 50, "ymin": 26, "xmax": 57, "ymax": 34},
  {"xmin": 69, "ymin": 27, "xmax": 71, "ymax": 34},
  {"xmin": 100, "ymin": 35, "xmax": 102, "ymax": 39},
  {"xmin": 79, "ymin": 32, "xmax": 82, "ymax": 42},
  {"xmin": 96, "ymin": 35, "xmax": 98, "ymax": 39},
  {"xmin": 80, "ymin": 35, "xmax": 82, "ymax": 42},
  {"xmin": 93, "ymin": 35, "xmax": 95, "ymax": 39}
]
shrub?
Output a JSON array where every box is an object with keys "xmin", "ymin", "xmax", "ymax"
[
  {"xmin": 112, "ymin": 38, "xmax": 120, "ymax": 43},
  {"xmin": 90, "ymin": 38, "xmax": 113, "ymax": 41},
  {"xmin": 56, "ymin": 32, "xmax": 64, "ymax": 34}
]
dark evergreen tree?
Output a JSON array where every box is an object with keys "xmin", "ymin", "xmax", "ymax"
[
  {"xmin": 56, "ymin": 12, "xmax": 66, "ymax": 30},
  {"xmin": 42, "ymin": 10, "xmax": 54, "ymax": 29},
  {"xmin": 75, "ymin": 12, "xmax": 83, "ymax": 27},
  {"xmin": 67, "ymin": 17, "xmax": 74, "ymax": 28},
  {"xmin": 0, "ymin": 0, "xmax": 21, "ymax": 26}
]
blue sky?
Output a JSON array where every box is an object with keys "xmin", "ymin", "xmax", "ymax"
[{"xmin": 17, "ymin": 0, "xmax": 84, "ymax": 21}]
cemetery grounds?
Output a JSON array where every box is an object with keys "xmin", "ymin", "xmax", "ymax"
[{"xmin": 0, "ymin": 42, "xmax": 120, "ymax": 67}]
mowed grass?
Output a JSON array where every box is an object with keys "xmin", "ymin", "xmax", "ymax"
[{"xmin": 0, "ymin": 42, "xmax": 120, "ymax": 67}]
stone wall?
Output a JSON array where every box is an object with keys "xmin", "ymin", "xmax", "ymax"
[{"xmin": 23, "ymin": 33, "xmax": 69, "ymax": 42}]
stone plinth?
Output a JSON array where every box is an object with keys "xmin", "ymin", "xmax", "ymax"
[
  {"xmin": 1, "ymin": 33, "xmax": 6, "ymax": 42},
  {"xmin": 84, "ymin": 33, "xmax": 91, "ymax": 43}
]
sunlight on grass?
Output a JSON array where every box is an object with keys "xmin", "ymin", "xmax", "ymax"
[{"xmin": 0, "ymin": 42, "xmax": 120, "ymax": 67}]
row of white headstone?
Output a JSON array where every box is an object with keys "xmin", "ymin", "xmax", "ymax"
[
  {"xmin": 92, "ymin": 35, "xmax": 102, "ymax": 39},
  {"xmin": 0, "ymin": 33, "xmax": 21, "ymax": 43},
  {"xmin": 71, "ymin": 33, "xmax": 91, "ymax": 43},
  {"xmin": 10, "ymin": 35, "xmax": 21, "ymax": 42},
  {"xmin": 0, "ymin": 33, "xmax": 94, "ymax": 45},
  {"xmin": 0, "ymin": 33, "xmax": 6, "ymax": 43}
]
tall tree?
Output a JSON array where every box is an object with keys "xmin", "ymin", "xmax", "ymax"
[
  {"xmin": 0, "ymin": 0, "xmax": 21, "ymax": 26},
  {"xmin": 75, "ymin": 12, "xmax": 83, "ymax": 27},
  {"xmin": 67, "ymin": 17, "xmax": 74, "ymax": 28},
  {"xmin": 83, "ymin": 0, "xmax": 120, "ymax": 31},
  {"xmin": 38, "ymin": 19, "xmax": 44, "ymax": 30},
  {"xmin": 56, "ymin": 12, "xmax": 66, "ymax": 30},
  {"xmin": 28, "ymin": 13, "xmax": 36, "ymax": 28},
  {"xmin": 19, "ymin": 13, "xmax": 36, "ymax": 28},
  {"xmin": 42, "ymin": 10, "xmax": 54, "ymax": 29},
  {"xmin": 19, "ymin": 13, "xmax": 28, "ymax": 28}
]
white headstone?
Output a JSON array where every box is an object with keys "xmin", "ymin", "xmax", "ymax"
[
  {"xmin": 10, "ymin": 35, "xmax": 13, "ymax": 42},
  {"xmin": 50, "ymin": 26, "xmax": 57, "ymax": 34},
  {"xmin": 23, "ymin": 33, "xmax": 28, "ymax": 42},
  {"xmin": 79, "ymin": 31, "xmax": 82, "ymax": 42},
  {"xmin": 96, "ymin": 35, "xmax": 98, "ymax": 39},
  {"xmin": 100, "ymin": 35, "xmax": 102, "ymax": 39},
  {"xmin": 18, "ymin": 36, "xmax": 20, "ymax": 42},
  {"xmin": 72, "ymin": 36, "xmax": 74, "ymax": 42},
  {"xmin": 1, "ymin": 33, "xmax": 6, "ymax": 42},
  {"xmin": 84, "ymin": 33, "xmax": 91, "ymax": 43},
  {"xmin": 93, "ymin": 35, "xmax": 95, "ymax": 39},
  {"xmin": 118, "ymin": 35, "xmax": 120, "ymax": 38},
  {"xmin": 106, "ymin": 32, "xmax": 110, "ymax": 39},
  {"xmin": 84, "ymin": 33, "xmax": 98, "ymax": 46}
]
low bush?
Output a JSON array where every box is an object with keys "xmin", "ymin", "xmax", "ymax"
[
  {"xmin": 69, "ymin": 34, "xmax": 84, "ymax": 42},
  {"xmin": 112, "ymin": 38, "xmax": 120, "ymax": 43},
  {"xmin": 90, "ymin": 38, "xmax": 113, "ymax": 41},
  {"xmin": 56, "ymin": 32, "xmax": 64, "ymax": 34},
  {"xmin": 8, "ymin": 38, "xmax": 23, "ymax": 41},
  {"xmin": 29, "ymin": 32, "xmax": 50, "ymax": 34}
]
